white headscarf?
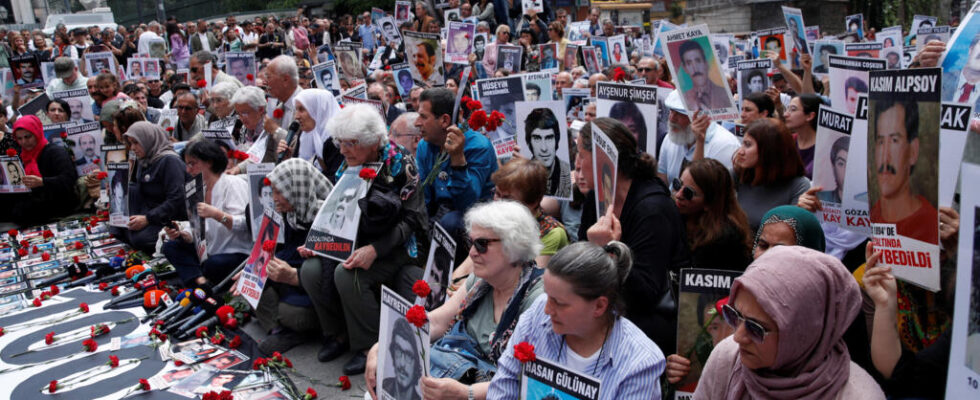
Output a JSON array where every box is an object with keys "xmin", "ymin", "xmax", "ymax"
[{"xmin": 294, "ymin": 89, "xmax": 342, "ymax": 165}]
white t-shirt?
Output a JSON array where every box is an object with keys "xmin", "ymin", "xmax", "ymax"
[
  {"xmin": 204, "ymin": 174, "xmax": 252, "ymax": 256},
  {"xmin": 657, "ymin": 123, "xmax": 741, "ymax": 184},
  {"xmin": 564, "ymin": 343, "xmax": 600, "ymax": 375},
  {"xmin": 138, "ymin": 31, "xmax": 163, "ymax": 55}
]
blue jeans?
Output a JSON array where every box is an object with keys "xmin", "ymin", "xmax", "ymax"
[
  {"xmin": 429, "ymin": 320, "xmax": 497, "ymax": 383},
  {"xmin": 161, "ymin": 240, "xmax": 248, "ymax": 287}
]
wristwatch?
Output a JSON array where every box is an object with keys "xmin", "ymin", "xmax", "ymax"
[
  {"xmin": 468, "ymin": 386, "xmax": 474, "ymax": 400},
  {"xmin": 220, "ymin": 213, "xmax": 229, "ymax": 225}
]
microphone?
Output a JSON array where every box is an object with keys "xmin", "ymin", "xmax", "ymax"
[
  {"xmin": 159, "ymin": 298, "xmax": 195, "ymax": 326},
  {"xmin": 66, "ymin": 264, "xmax": 116, "ymax": 288},
  {"xmin": 180, "ymin": 304, "xmax": 236, "ymax": 340},
  {"xmin": 212, "ymin": 258, "xmax": 249, "ymax": 294},
  {"xmin": 173, "ymin": 297, "xmax": 223, "ymax": 337},
  {"xmin": 143, "ymin": 289, "xmax": 168, "ymax": 309},
  {"xmin": 37, "ymin": 263, "xmax": 89, "ymax": 287},
  {"xmin": 277, "ymin": 121, "xmax": 301, "ymax": 162},
  {"xmin": 142, "ymin": 289, "xmax": 190, "ymax": 323},
  {"xmin": 125, "ymin": 265, "xmax": 146, "ymax": 279},
  {"xmin": 160, "ymin": 288, "xmax": 210, "ymax": 328}
]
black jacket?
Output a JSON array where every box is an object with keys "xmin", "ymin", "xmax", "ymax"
[
  {"xmin": 579, "ymin": 177, "xmax": 691, "ymax": 350},
  {"xmin": 130, "ymin": 155, "xmax": 188, "ymax": 227},
  {"xmin": 6, "ymin": 144, "xmax": 79, "ymax": 224}
]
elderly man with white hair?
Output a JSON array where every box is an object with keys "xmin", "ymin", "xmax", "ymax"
[
  {"xmin": 138, "ymin": 21, "xmax": 164, "ymax": 56},
  {"xmin": 390, "ymin": 112, "xmax": 421, "ymax": 154},
  {"xmin": 226, "ymin": 86, "xmax": 287, "ymax": 174},
  {"xmin": 298, "ymin": 103, "xmax": 427, "ymax": 373},
  {"xmin": 265, "ymin": 56, "xmax": 305, "ymax": 152}
]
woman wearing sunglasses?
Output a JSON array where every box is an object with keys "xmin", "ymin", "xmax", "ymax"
[
  {"xmin": 481, "ymin": 25, "xmax": 512, "ymax": 75},
  {"xmin": 364, "ymin": 200, "xmax": 544, "ymax": 400},
  {"xmin": 733, "ymin": 118, "xmax": 810, "ymax": 233},
  {"xmin": 489, "ymin": 240, "xmax": 666, "ymax": 398},
  {"xmin": 693, "ymin": 245, "xmax": 884, "ymax": 400},
  {"xmin": 671, "ymin": 158, "xmax": 752, "ymax": 271},
  {"xmin": 577, "ymin": 117, "xmax": 690, "ymax": 352}
]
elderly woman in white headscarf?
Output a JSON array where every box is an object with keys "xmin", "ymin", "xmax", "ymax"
[
  {"xmin": 289, "ymin": 88, "xmax": 344, "ymax": 179},
  {"xmin": 236, "ymin": 157, "xmax": 335, "ymax": 354},
  {"xmin": 297, "ymin": 103, "xmax": 428, "ymax": 375}
]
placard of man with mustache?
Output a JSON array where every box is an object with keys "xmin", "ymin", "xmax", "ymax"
[{"xmin": 678, "ymin": 40, "xmax": 730, "ymax": 112}]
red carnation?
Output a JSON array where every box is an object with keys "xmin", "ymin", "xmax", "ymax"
[
  {"xmin": 466, "ymin": 99, "xmax": 482, "ymax": 110},
  {"xmin": 195, "ymin": 326, "xmax": 209, "ymax": 338},
  {"xmin": 262, "ymin": 177, "xmax": 271, "ymax": 186},
  {"xmin": 715, "ymin": 296, "xmax": 730, "ymax": 316},
  {"xmin": 6, "ymin": 229, "xmax": 16, "ymax": 238},
  {"xmin": 139, "ymin": 378, "xmax": 150, "ymax": 390},
  {"xmin": 216, "ymin": 304, "xmax": 236, "ymax": 322},
  {"xmin": 117, "ymin": 249, "xmax": 126, "ymax": 256},
  {"xmin": 612, "ymin": 67, "xmax": 626, "ymax": 82},
  {"xmin": 5, "ymin": 148, "xmax": 15, "ymax": 156},
  {"xmin": 338, "ymin": 376, "xmax": 351, "ymax": 391},
  {"xmin": 359, "ymin": 168, "xmax": 378, "ymax": 180},
  {"xmin": 196, "ymin": 79, "xmax": 207, "ymax": 88},
  {"xmin": 41, "ymin": 252, "xmax": 51, "ymax": 261},
  {"xmin": 17, "ymin": 248, "xmax": 26, "ymax": 257},
  {"xmin": 246, "ymin": 73, "xmax": 254, "ymax": 80},
  {"xmin": 461, "ymin": 95, "xmax": 472, "ymax": 104},
  {"xmin": 211, "ymin": 333, "xmax": 224, "ymax": 345},
  {"xmin": 272, "ymin": 351, "xmax": 283, "ymax": 362},
  {"xmin": 50, "ymin": 285, "xmax": 60, "ymax": 295},
  {"xmin": 405, "ymin": 305, "xmax": 428, "ymax": 328},
  {"xmin": 60, "ymin": 132, "xmax": 67, "ymax": 139},
  {"xmin": 99, "ymin": 282, "xmax": 108, "ymax": 291},
  {"xmin": 91, "ymin": 323, "xmax": 110, "ymax": 337},
  {"xmin": 19, "ymin": 239, "xmax": 27, "ymax": 247},
  {"xmin": 228, "ymin": 335, "xmax": 242, "ymax": 349},
  {"xmin": 166, "ymin": 126, "xmax": 175, "ymax": 132},
  {"xmin": 412, "ymin": 280, "xmax": 431, "ymax": 298},
  {"xmin": 82, "ymin": 338, "xmax": 98, "ymax": 352},
  {"xmin": 109, "ymin": 355, "xmax": 120, "ymax": 367},
  {"xmin": 32, "ymin": 245, "xmax": 38, "ymax": 253},
  {"xmin": 33, "ymin": 297, "xmax": 42, "ymax": 307},
  {"xmin": 468, "ymin": 109, "xmax": 487, "ymax": 130},
  {"xmin": 262, "ymin": 240, "xmax": 276, "ymax": 252},
  {"xmin": 174, "ymin": 360, "xmax": 184, "ymax": 366},
  {"xmin": 79, "ymin": 302, "xmax": 89, "ymax": 313},
  {"xmin": 111, "ymin": 286, "xmax": 120, "ymax": 296},
  {"xmin": 306, "ymin": 386, "xmax": 320, "ymax": 398},
  {"xmin": 514, "ymin": 341, "xmax": 536, "ymax": 363},
  {"xmin": 43, "ymin": 230, "xmax": 54, "ymax": 239},
  {"xmin": 45, "ymin": 331, "xmax": 56, "ymax": 345},
  {"xmin": 273, "ymin": 108, "xmax": 285, "ymax": 119},
  {"xmin": 49, "ymin": 380, "xmax": 58, "ymax": 393},
  {"xmin": 224, "ymin": 317, "xmax": 239, "ymax": 330},
  {"xmin": 74, "ymin": 241, "xmax": 84, "ymax": 250},
  {"xmin": 0, "ymin": 327, "xmax": 4, "ymax": 336},
  {"xmin": 252, "ymin": 358, "xmax": 268, "ymax": 370},
  {"xmin": 93, "ymin": 158, "xmax": 100, "ymax": 165}
]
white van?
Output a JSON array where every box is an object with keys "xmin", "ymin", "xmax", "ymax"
[{"xmin": 42, "ymin": 9, "xmax": 116, "ymax": 36}]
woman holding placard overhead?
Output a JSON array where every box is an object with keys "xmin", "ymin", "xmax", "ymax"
[
  {"xmin": 298, "ymin": 103, "xmax": 427, "ymax": 374},
  {"xmin": 488, "ymin": 241, "xmax": 666, "ymax": 399},
  {"xmin": 576, "ymin": 117, "xmax": 691, "ymax": 351},
  {"xmin": 0, "ymin": 115, "xmax": 78, "ymax": 225}
]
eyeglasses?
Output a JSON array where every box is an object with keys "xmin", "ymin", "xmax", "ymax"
[
  {"xmin": 721, "ymin": 303, "xmax": 774, "ymax": 344},
  {"xmin": 464, "ymin": 237, "xmax": 501, "ymax": 254},
  {"xmin": 189, "ymin": 67, "xmax": 200, "ymax": 73},
  {"xmin": 637, "ymin": 67, "xmax": 654, "ymax": 72},
  {"xmin": 333, "ymin": 138, "xmax": 360, "ymax": 148},
  {"xmin": 176, "ymin": 106, "xmax": 197, "ymax": 111},
  {"xmin": 671, "ymin": 178, "xmax": 699, "ymax": 201}
]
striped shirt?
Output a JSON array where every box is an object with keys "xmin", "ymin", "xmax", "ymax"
[{"xmin": 488, "ymin": 296, "xmax": 666, "ymax": 399}]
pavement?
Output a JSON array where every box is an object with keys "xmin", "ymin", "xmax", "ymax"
[{"xmin": 242, "ymin": 321, "xmax": 369, "ymax": 400}]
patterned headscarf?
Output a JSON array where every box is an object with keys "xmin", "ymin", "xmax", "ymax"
[
  {"xmin": 728, "ymin": 246, "xmax": 861, "ymax": 400},
  {"xmin": 267, "ymin": 158, "xmax": 333, "ymax": 228},
  {"xmin": 753, "ymin": 205, "xmax": 825, "ymax": 253}
]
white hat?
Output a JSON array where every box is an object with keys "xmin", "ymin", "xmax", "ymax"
[{"xmin": 664, "ymin": 89, "xmax": 689, "ymax": 116}]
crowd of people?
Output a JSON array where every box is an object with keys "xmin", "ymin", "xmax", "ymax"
[{"xmin": 0, "ymin": 2, "xmax": 970, "ymax": 399}]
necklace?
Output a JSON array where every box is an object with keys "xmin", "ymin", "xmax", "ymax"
[{"xmin": 560, "ymin": 324, "xmax": 611, "ymax": 376}]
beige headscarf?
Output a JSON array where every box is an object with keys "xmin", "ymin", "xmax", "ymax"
[{"xmin": 124, "ymin": 121, "xmax": 179, "ymax": 168}]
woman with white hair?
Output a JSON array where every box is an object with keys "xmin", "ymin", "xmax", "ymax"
[
  {"xmin": 227, "ymin": 86, "xmax": 287, "ymax": 174},
  {"xmin": 299, "ymin": 103, "xmax": 428, "ymax": 374},
  {"xmin": 290, "ymin": 88, "xmax": 344, "ymax": 178},
  {"xmin": 207, "ymin": 81, "xmax": 245, "ymax": 149},
  {"xmin": 363, "ymin": 200, "xmax": 546, "ymax": 400}
]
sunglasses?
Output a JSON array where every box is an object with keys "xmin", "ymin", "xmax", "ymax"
[
  {"xmin": 464, "ymin": 237, "xmax": 501, "ymax": 254},
  {"xmin": 721, "ymin": 303, "xmax": 774, "ymax": 344},
  {"xmin": 637, "ymin": 67, "xmax": 654, "ymax": 72},
  {"xmin": 671, "ymin": 178, "xmax": 699, "ymax": 201}
]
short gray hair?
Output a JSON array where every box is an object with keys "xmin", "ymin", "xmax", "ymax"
[
  {"xmin": 231, "ymin": 86, "xmax": 267, "ymax": 110},
  {"xmin": 268, "ymin": 55, "xmax": 298, "ymax": 84},
  {"xmin": 210, "ymin": 82, "xmax": 237, "ymax": 101},
  {"xmin": 326, "ymin": 103, "xmax": 388, "ymax": 147},
  {"xmin": 192, "ymin": 50, "xmax": 214, "ymax": 65},
  {"xmin": 391, "ymin": 112, "xmax": 420, "ymax": 136},
  {"xmin": 465, "ymin": 201, "xmax": 542, "ymax": 264}
]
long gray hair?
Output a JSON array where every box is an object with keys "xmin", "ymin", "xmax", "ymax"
[{"xmin": 547, "ymin": 241, "xmax": 633, "ymax": 321}]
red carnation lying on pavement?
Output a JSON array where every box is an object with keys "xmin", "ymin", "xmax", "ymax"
[
  {"xmin": 99, "ymin": 282, "xmax": 108, "ymax": 291},
  {"xmin": 45, "ymin": 332, "xmax": 56, "ymax": 345},
  {"xmin": 211, "ymin": 333, "xmax": 224, "ymax": 345},
  {"xmin": 195, "ymin": 326, "xmax": 209, "ymax": 338},
  {"xmin": 6, "ymin": 229, "xmax": 16, "ymax": 238},
  {"xmin": 0, "ymin": 327, "xmax": 5, "ymax": 337},
  {"xmin": 139, "ymin": 378, "xmax": 150, "ymax": 390},
  {"xmin": 305, "ymin": 387, "xmax": 319, "ymax": 398},
  {"xmin": 17, "ymin": 248, "xmax": 27, "ymax": 257},
  {"xmin": 337, "ymin": 376, "xmax": 351, "ymax": 390},
  {"xmin": 33, "ymin": 298, "xmax": 42, "ymax": 307},
  {"xmin": 196, "ymin": 79, "xmax": 207, "ymax": 88},
  {"xmin": 224, "ymin": 317, "xmax": 239, "ymax": 330},
  {"xmin": 82, "ymin": 338, "xmax": 98, "ymax": 352},
  {"xmin": 412, "ymin": 280, "xmax": 431, "ymax": 298},
  {"xmin": 41, "ymin": 252, "xmax": 51, "ymax": 261},
  {"xmin": 111, "ymin": 286, "xmax": 120, "ymax": 296},
  {"xmin": 42, "ymin": 229, "xmax": 54, "ymax": 239},
  {"xmin": 203, "ymin": 390, "xmax": 234, "ymax": 400},
  {"xmin": 252, "ymin": 358, "xmax": 268, "ymax": 370},
  {"xmin": 228, "ymin": 335, "xmax": 242, "ymax": 349},
  {"xmin": 74, "ymin": 241, "xmax": 84, "ymax": 250},
  {"xmin": 108, "ymin": 355, "xmax": 119, "ymax": 368},
  {"xmin": 79, "ymin": 303, "xmax": 89, "ymax": 313},
  {"xmin": 174, "ymin": 360, "xmax": 184, "ymax": 366},
  {"xmin": 5, "ymin": 148, "xmax": 16, "ymax": 156},
  {"xmin": 405, "ymin": 305, "xmax": 428, "ymax": 328},
  {"xmin": 514, "ymin": 341, "xmax": 536, "ymax": 363},
  {"xmin": 49, "ymin": 380, "xmax": 58, "ymax": 393},
  {"xmin": 262, "ymin": 240, "xmax": 276, "ymax": 252},
  {"xmin": 49, "ymin": 285, "xmax": 60, "ymax": 295}
]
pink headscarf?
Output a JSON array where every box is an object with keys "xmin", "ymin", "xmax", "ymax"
[
  {"xmin": 727, "ymin": 245, "xmax": 861, "ymax": 400},
  {"xmin": 12, "ymin": 115, "xmax": 47, "ymax": 176}
]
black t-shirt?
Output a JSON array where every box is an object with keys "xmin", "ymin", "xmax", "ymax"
[{"xmin": 257, "ymin": 32, "xmax": 284, "ymax": 61}]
